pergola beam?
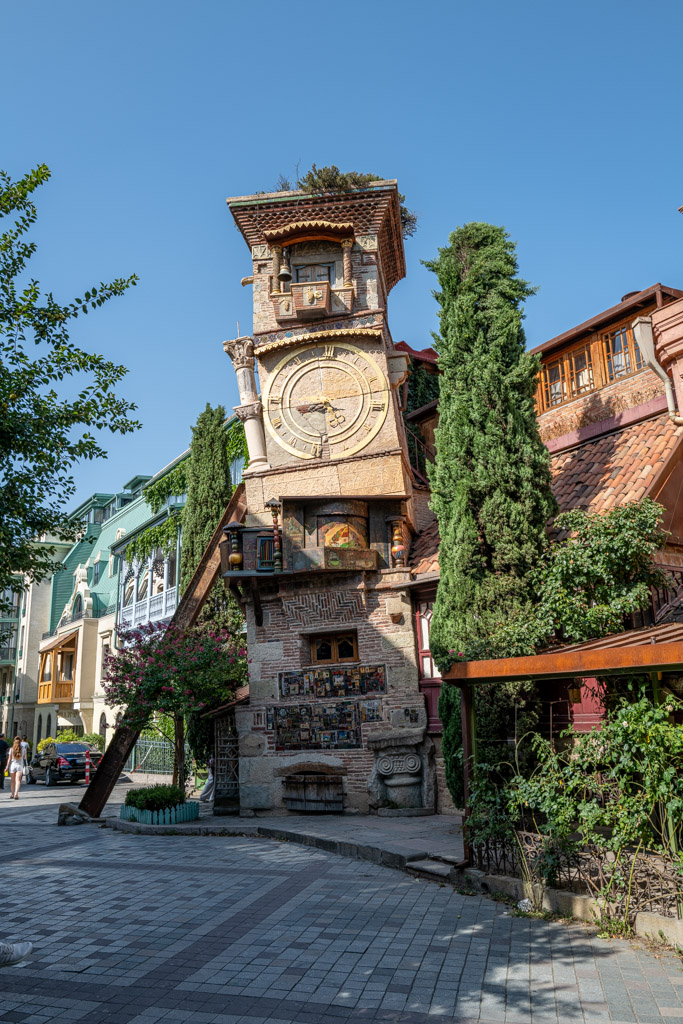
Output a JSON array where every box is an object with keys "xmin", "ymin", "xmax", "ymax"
[{"xmin": 443, "ymin": 639, "xmax": 683, "ymax": 684}]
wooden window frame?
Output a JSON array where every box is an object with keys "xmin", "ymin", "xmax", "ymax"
[
  {"xmin": 539, "ymin": 341, "xmax": 595, "ymax": 411},
  {"xmin": 309, "ymin": 632, "xmax": 358, "ymax": 665},
  {"xmin": 602, "ymin": 322, "xmax": 644, "ymax": 383}
]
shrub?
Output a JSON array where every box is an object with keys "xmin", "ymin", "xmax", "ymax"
[
  {"xmin": 124, "ymin": 784, "xmax": 185, "ymax": 812},
  {"xmin": 81, "ymin": 732, "xmax": 104, "ymax": 751},
  {"xmin": 37, "ymin": 736, "xmax": 56, "ymax": 753}
]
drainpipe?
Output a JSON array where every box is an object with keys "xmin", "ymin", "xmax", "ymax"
[{"xmin": 632, "ymin": 316, "xmax": 683, "ymax": 426}]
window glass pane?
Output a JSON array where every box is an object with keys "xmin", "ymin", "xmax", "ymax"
[
  {"xmin": 41, "ymin": 658, "xmax": 51, "ymax": 682},
  {"xmin": 313, "ymin": 264, "xmax": 332, "ymax": 282},
  {"xmin": 337, "ymin": 636, "xmax": 355, "ymax": 659},
  {"xmin": 571, "ymin": 348, "xmax": 594, "ymax": 395},
  {"xmin": 606, "ymin": 328, "xmax": 631, "ymax": 379},
  {"xmin": 295, "ymin": 265, "xmax": 313, "ymax": 282},
  {"xmin": 633, "ymin": 336, "xmax": 644, "ymax": 370},
  {"xmin": 314, "ymin": 637, "xmax": 333, "ymax": 661},
  {"xmin": 544, "ymin": 361, "xmax": 566, "ymax": 406},
  {"xmin": 137, "ymin": 570, "xmax": 149, "ymax": 601}
]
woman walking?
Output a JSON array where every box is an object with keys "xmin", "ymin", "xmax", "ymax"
[{"xmin": 6, "ymin": 737, "xmax": 24, "ymax": 799}]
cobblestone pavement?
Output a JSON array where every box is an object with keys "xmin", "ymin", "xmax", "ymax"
[{"xmin": 1, "ymin": 785, "xmax": 683, "ymax": 1023}]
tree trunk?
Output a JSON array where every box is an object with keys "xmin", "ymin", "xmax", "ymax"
[{"xmin": 173, "ymin": 714, "xmax": 185, "ymax": 791}]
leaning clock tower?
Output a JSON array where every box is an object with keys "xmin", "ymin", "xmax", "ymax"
[{"xmin": 221, "ymin": 181, "xmax": 435, "ymax": 815}]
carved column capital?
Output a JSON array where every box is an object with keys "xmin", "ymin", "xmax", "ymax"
[
  {"xmin": 340, "ymin": 237, "xmax": 354, "ymax": 250},
  {"xmin": 223, "ymin": 336, "xmax": 255, "ymax": 371},
  {"xmin": 233, "ymin": 400, "xmax": 262, "ymax": 422}
]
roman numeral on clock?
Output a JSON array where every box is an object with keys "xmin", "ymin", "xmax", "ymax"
[
  {"xmin": 309, "ymin": 443, "xmax": 322, "ymax": 457},
  {"xmin": 271, "ymin": 416, "xmax": 282, "ymax": 428},
  {"xmin": 324, "ymin": 344, "xmax": 335, "ymax": 358},
  {"xmin": 371, "ymin": 401, "xmax": 384, "ymax": 411}
]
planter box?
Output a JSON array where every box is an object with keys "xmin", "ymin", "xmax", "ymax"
[{"xmin": 120, "ymin": 801, "xmax": 200, "ymax": 826}]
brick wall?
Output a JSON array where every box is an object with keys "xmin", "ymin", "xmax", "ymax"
[
  {"xmin": 538, "ymin": 368, "xmax": 664, "ymax": 442},
  {"xmin": 239, "ymin": 570, "xmax": 427, "ymax": 813}
]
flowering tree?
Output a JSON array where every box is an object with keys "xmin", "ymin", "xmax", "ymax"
[{"xmin": 103, "ymin": 622, "xmax": 246, "ymax": 789}]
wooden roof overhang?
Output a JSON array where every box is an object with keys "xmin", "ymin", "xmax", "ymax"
[
  {"xmin": 529, "ymin": 283, "xmax": 683, "ymax": 360},
  {"xmin": 443, "ymin": 620, "xmax": 683, "ymax": 685}
]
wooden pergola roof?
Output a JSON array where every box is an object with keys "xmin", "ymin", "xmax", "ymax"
[{"xmin": 443, "ymin": 619, "xmax": 683, "ymax": 685}]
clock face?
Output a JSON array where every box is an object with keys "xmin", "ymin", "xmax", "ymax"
[{"xmin": 262, "ymin": 342, "xmax": 390, "ymax": 460}]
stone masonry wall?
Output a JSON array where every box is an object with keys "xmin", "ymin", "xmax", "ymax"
[{"xmin": 238, "ymin": 572, "xmax": 427, "ymax": 814}]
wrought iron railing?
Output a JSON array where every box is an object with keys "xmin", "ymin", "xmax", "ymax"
[
  {"xmin": 404, "ymin": 423, "xmax": 435, "ymax": 484},
  {"xmin": 124, "ymin": 737, "xmax": 191, "ymax": 776}
]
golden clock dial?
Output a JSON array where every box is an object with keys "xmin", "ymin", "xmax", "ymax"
[{"xmin": 262, "ymin": 342, "xmax": 389, "ymax": 460}]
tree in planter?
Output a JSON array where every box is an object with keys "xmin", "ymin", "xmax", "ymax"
[
  {"xmin": 102, "ymin": 622, "xmax": 246, "ymax": 790},
  {"xmin": 0, "ymin": 164, "xmax": 139, "ymax": 612},
  {"xmin": 425, "ymin": 223, "xmax": 556, "ymax": 800}
]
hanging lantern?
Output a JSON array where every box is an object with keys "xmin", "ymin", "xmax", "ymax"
[{"xmin": 567, "ymin": 679, "xmax": 583, "ymax": 705}]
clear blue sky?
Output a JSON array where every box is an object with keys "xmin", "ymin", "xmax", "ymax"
[{"xmin": 5, "ymin": 0, "xmax": 682, "ymax": 506}]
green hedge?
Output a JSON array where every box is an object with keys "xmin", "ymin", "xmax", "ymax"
[{"xmin": 124, "ymin": 784, "xmax": 185, "ymax": 812}]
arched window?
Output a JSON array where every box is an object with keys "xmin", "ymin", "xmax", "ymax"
[
  {"xmin": 72, "ymin": 595, "xmax": 83, "ymax": 619},
  {"xmin": 99, "ymin": 712, "xmax": 108, "ymax": 739},
  {"xmin": 123, "ymin": 578, "xmax": 134, "ymax": 607},
  {"xmin": 136, "ymin": 568, "xmax": 149, "ymax": 602},
  {"xmin": 37, "ymin": 714, "xmax": 43, "ymax": 744},
  {"xmin": 46, "ymin": 714, "xmax": 52, "ymax": 738}
]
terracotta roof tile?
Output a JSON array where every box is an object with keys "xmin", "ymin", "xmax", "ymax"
[
  {"xmin": 408, "ymin": 413, "xmax": 683, "ymax": 581},
  {"xmin": 550, "ymin": 413, "xmax": 682, "ymax": 514}
]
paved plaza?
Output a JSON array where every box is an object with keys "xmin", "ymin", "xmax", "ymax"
[{"xmin": 1, "ymin": 785, "xmax": 683, "ymax": 1023}]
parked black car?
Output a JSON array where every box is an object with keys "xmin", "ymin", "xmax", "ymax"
[{"xmin": 27, "ymin": 742, "xmax": 102, "ymax": 786}]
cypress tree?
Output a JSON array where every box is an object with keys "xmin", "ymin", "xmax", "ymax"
[
  {"xmin": 425, "ymin": 224, "xmax": 556, "ymax": 796},
  {"xmin": 180, "ymin": 403, "xmax": 243, "ymax": 635},
  {"xmin": 180, "ymin": 403, "xmax": 233, "ymax": 590}
]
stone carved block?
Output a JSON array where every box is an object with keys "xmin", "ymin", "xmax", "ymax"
[
  {"xmin": 367, "ymin": 728, "xmax": 435, "ymax": 812},
  {"xmin": 356, "ymin": 234, "xmax": 378, "ymax": 251},
  {"xmin": 251, "ymin": 244, "xmax": 270, "ymax": 259}
]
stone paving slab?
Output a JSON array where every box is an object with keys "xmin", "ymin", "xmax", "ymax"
[
  {"xmin": 1, "ymin": 785, "xmax": 682, "ymax": 1023},
  {"xmin": 103, "ymin": 799, "xmax": 466, "ymax": 873}
]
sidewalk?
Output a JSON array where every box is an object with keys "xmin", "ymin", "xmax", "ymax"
[{"xmin": 104, "ymin": 796, "xmax": 465, "ymax": 875}]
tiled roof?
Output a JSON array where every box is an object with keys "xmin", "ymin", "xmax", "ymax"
[
  {"xmin": 550, "ymin": 412, "xmax": 682, "ymax": 514},
  {"xmin": 408, "ymin": 412, "xmax": 683, "ymax": 580},
  {"xmin": 409, "ymin": 519, "xmax": 440, "ymax": 577},
  {"xmin": 395, "ymin": 341, "xmax": 439, "ymax": 364}
]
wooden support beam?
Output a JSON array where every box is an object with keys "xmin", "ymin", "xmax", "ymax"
[
  {"xmin": 443, "ymin": 639, "xmax": 683, "ymax": 684},
  {"xmin": 78, "ymin": 484, "xmax": 248, "ymax": 819}
]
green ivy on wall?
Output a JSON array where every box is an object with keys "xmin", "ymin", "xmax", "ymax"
[
  {"xmin": 125, "ymin": 510, "xmax": 181, "ymax": 563},
  {"xmin": 122, "ymin": 420, "xmax": 246, "ymax": 570},
  {"xmin": 144, "ymin": 465, "xmax": 188, "ymax": 515}
]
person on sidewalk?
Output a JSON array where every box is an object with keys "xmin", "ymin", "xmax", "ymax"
[
  {"xmin": 0, "ymin": 734, "xmax": 8, "ymax": 792},
  {"xmin": 20, "ymin": 735, "xmax": 30, "ymax": 767},
  {"xmin": 0, "ymin": 942, "xmax": 32, "ymax": 968},
  {"xmin": 6, "ymin": 737, "xmax": 24, "ymax": 799},
  {"xmin": 199, "ymin": 755, "xmax": 215, "ymax": 803}
]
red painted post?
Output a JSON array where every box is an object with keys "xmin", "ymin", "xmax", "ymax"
[{"xmin": 85, "ymin": 749, "xmax": 90, "ymax": 785}]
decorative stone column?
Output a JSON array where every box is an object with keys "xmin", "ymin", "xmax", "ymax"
[
  {"xmin": 270, "ymin": 244, "xmax": 282, "ymax": 294},
  {"xmin": 223, "ymin": 336, "xmax": 270, "ymax": 473},
  {"xmin": 341, "ymin": 238, "xmax": 353, "ymax": 287}
]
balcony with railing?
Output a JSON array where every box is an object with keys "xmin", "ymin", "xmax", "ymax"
[{"xmin": 119, "ymin": 585, "xmax": 177, "ymax": 629}]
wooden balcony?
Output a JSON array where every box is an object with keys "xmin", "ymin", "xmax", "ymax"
[{"xmin": 37, "ymin": 679, "xmax": 75, "ymax": 704}]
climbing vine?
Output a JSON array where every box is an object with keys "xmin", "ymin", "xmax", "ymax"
[
  {"xmin": 122, "ymin": 420, "xmax": 247, "ymax": 568},
  {"xmin": 143, "ymin": 465, "xmax": 188, "ymax": 515},
  {"xmin": 124, "ymin": 510, "xmax": 180, "ymax": 563}
]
